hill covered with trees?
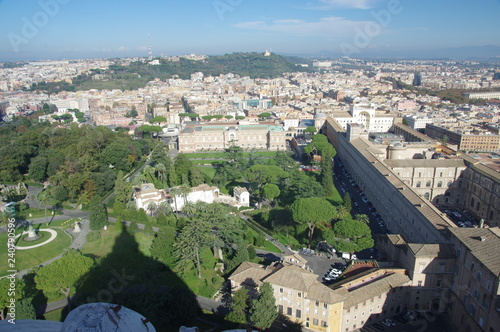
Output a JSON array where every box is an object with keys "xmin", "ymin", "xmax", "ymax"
[{"xmin": 29, "ymin": 53, "xmax": 313, "ymax": 94}]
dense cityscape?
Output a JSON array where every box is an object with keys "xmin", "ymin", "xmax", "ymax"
[
  {"xmin": 1, "ymin": 0, "xmax": 500, "ymax": 332},
  {"xmin": 0, "ymin": 52, "xmax": 499, "ymax": 332}
]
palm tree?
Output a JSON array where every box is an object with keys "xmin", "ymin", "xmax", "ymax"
[
  {"xmin": 155, "ymin": 163, "xmax": 166, "ymax": 183},
  {"xmin": 355, "ymin": 214, "xmax": 370, "ymax": 224},
  {"xmin": 179, "ymin": 184, "xmax": 191, "ymax": 207},
  {"xmin": 336, "ymin": 205, "xmax": 350, "ymax": 220},
  {"xmin": 169, "ymin": 187, "xmax": 182, "ymax": 212},
  {"xmin": 182, "ymin": 201, "xmax": 196, "ymax": 218},
  {"xmin": 131, "ymin": 173, "xmax": 146, "ymax": 186},
  {"xmin": 157, "ymin": 200, "xmax": 173, "ymax": 216},
  {"xmin": 147, "ymin": 202, "xmax": 158, "ymax": 217},
  {"xmin": 142, "ymin": 165, "xmax": 155, "ymax": 183}
]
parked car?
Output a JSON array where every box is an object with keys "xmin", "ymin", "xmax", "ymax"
[{"xmin": 381, "ymin": 319, "xmax": 396, "ymax": 327}]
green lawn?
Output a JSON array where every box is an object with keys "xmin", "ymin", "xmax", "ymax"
[
  {"xmin": 178, "ymin": 247, "xmax": 225, "ymax": 298},
  {"xmin": 19, "ymin": 207, "xmax": 63, "ymax": 220},
  {"xmin": 325, "ymin": 186, "xmax": 344, "ymax": 205},
  {"xmin": 273, "ymin": 232, "xmax": 301, "ymax": 249},
  {"xmin": 261, "ymin": 240, "xmax": 281, "ymax": 253},
  {"xmin": 198, "ymin": 166, "xmax": 217, "ymax": 181},
  {"xmin": 183, "ymin": 151, "xmax": 277, "ymax": 159},
  {"xmin": 44, "ymin": 308, "xmax": 63, "ymax": 322},
  {"xmin": 0, "ymin": 228, "xmax": 72, "ymax": 276},
  {"xmin": 80, "ymin": 222, "xmax": 154, "ymax": 258}
]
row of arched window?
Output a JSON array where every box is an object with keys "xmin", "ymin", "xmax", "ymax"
[{"xmin": 415, "ymin": 180, "xmax": 452, "ymax": 188}]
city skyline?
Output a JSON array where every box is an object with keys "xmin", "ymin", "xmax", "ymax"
[{"xmin": 1, "ymin": 0, "xmax": 500, "ymax": 61}]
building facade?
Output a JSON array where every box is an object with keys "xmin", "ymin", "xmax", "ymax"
[{"xmin": 177, "ymin": 124, "xmax": 287, "ymax": 153}]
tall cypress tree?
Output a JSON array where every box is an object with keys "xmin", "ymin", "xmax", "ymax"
[
  {"xmin": 89, "ymin": 196, "xmax": 108, "ymax": 230},
  {"xmin": 250, "ymin": 282, "xmax": 278, "ymax": 330}
]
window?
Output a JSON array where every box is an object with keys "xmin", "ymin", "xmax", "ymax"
[
  {"xmin": 315, "ymin": 301, "xmax": 319, "ymax": 307},
  {"xmin": 321, "ymin": 321, "xmax": 327, "ymax": 328},
  {"xmin": 418, "ymin": 281, "xmax": 422, "ymax": 287},
  {"xmin": 426, "ymin": 181, "xmax": 431, "ymax": 187},
  {"xmin": 416, "ymin": 181, "xmax": 421, "ymax": 188},
  {"xmin": 437, "ymin": 181, "xmax": 443, "ymax": 188},
  {"xmin": 437, "ymin": 280, "xmax": 442, "ymax": 287},
  {"xmin": 296, "ymin": 309, "xmax": 301, "ymax": 318},
  {"xmin": 298, "ymin": 292, "xmax": 302, "ymax": 298},
  {"xmin": 278, "ymin": 305, "xmax": 283, "ymax": 314},
  {"xmin": 287, "ymin": 307, "xmax": 292, "ymax": 315},
  {"xmin": 313, "ymin": 318, "xmax": 318, "ymax": 326},
  {"xmin": 279, "ymin": 288, "xmax": 283, "ymax": 293},
  {"xmin": 323, "ymin": 303, "xmax": 328, "ymax": 309}
]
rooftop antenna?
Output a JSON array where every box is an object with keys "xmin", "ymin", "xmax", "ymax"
[{"xmin": 148, "ymin": 33, "xmax": 152, "ymax": 60}]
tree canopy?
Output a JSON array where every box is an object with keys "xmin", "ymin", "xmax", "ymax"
[
  {"xmin": 250, "ymin": 282, "xmax": 278, "ymax": 330},
  {"xmin": 34, "ymin": 251, "xmax": 93, "ymax": 297},
  {"xmin": 290, "ymin": 197, "xmax": 337, "ymax": 247},
  {"xmin": 327, "ymin": 218, "xmax": 374, "ymax": 253}
]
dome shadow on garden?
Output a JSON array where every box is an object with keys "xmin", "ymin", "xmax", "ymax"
[{"xmin": 62, "ymin": 224, "xmax": 200, "ymax": 331}]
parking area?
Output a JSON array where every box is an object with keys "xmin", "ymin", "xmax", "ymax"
[
  {"xmin": 360, "ymin": 312, "xmax": 453, "ymax": 332},
  {"xmin": 439, "ymin": 206, "xmax": 478, "ymax": 228}
]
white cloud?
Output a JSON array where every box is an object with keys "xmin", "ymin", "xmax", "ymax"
[
  {"xmin": 233, "ymin": 17, "xmax": 372, "ymax": 37},
  {"xmin": 117, "ymin": 46, "xmax": 129, "ymax": 51},
  {"xmin": 307, "ymin": 0, "xmax": 377, "ymax": 10}
]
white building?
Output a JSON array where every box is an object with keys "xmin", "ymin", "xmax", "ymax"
[
  {"xmin": 133, "ymin": 183, "xmax": 249, "ymax": 213},
  {"xmin": 403, "ymin": 115, "xmax": 434, "ymax": 130},
  {"xmin": 331, "ymin": 104, "xmax": 395, "ymax": 133}
]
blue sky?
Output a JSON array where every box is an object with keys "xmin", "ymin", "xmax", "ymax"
[{"xmin": 1, "ymin": 0, "xmax": 499, "ymax": 61}]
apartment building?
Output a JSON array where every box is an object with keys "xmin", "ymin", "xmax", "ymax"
[
  {"xmin": 403, "ymin": 115, "xmax": 433, "ymax": 130},
  {"xmin": 425, "ymin": 124, "xmax": 500, "ymax": 152}
]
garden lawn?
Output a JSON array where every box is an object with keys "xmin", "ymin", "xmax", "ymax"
[
  {"xmin": 80, "ymin": 223, "xmax": 154, "ymax": 258},
  {"xmin": 183, "ymin": 151, "xmax": 277, "ymax": 159},
  {"xmin": 19, "ymin": 207, "xmax": 63, "ymax": 219},
  {"xmin": 0, "ymin": 228, "xmax": 72, "ymax": 276},
  {"xmin": 273, "ymin": 232, "xmax": 301, "ymax": 249},
  {"xmin": 178, "ymin": 247, "xmax": 225, "ymax": 298},
  {"xmin": 325, "ymin": 186, "xmax": 344, "ymax": 205},
  {"xmin": 197, "ymin": 166, "xmax": 217, "ymax": 181},
  {"xmin": 44, "ymin": 308, "xmax": 63, "ymax": 322}
]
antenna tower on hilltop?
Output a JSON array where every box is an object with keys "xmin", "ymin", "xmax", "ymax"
[{"xmin": 148, "ymin": 33, "xmax": 152, "ymax": 60}]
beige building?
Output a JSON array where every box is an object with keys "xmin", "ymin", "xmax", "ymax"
[
  {"xmin": 228, "ymin": 262, "xmax": 412, "ymax": 332},
  {"xmin": 385, "ymin": 159, "xmax": 466, "ymax": 202},
  {"xmin": 177, "ymin": 124, "xmax": 287, "ymax": 153},
  {"xmin": 322, "ymin": 115, "xmax": 500, "ymax": 332},
  {"xmin": 445, "ymin": 154, "xmax": 500, "ymax": 227},
  {"xmin": 448, "ymin": 228, "xmax": 500, "ymax": 332},
  {"xmin": 332, "ymin": 268, "xmax": 410, "ymax": 331},
  {"xmin": 425, "ymin": 124, "xmax": 500, "ymax": 152}
]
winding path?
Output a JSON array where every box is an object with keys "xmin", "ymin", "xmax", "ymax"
[{"xmin": 15, "ymin": 229, "xmax": 58, "ymax": 250}]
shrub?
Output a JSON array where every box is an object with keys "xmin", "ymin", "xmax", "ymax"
[
  {"xmin": 247, "ymin": 246, "xmax": 257, "ymax": 260},
  {"xmin": 128, "ymin": 221, "xmax": 139, "ymax": 234}
]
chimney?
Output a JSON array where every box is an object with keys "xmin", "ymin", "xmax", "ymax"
[
  {"xmin": 480, "ymin": 236, "xmax": 486, "ymax": 242},
  {"xmin": 479, "ymin": 219, "xmax": 485, "ymax": 228}
]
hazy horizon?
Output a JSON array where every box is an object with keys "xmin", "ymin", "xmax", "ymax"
[{"xmin": 1, "ymin": 0, "xmax": 500, "ymax": 62}]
